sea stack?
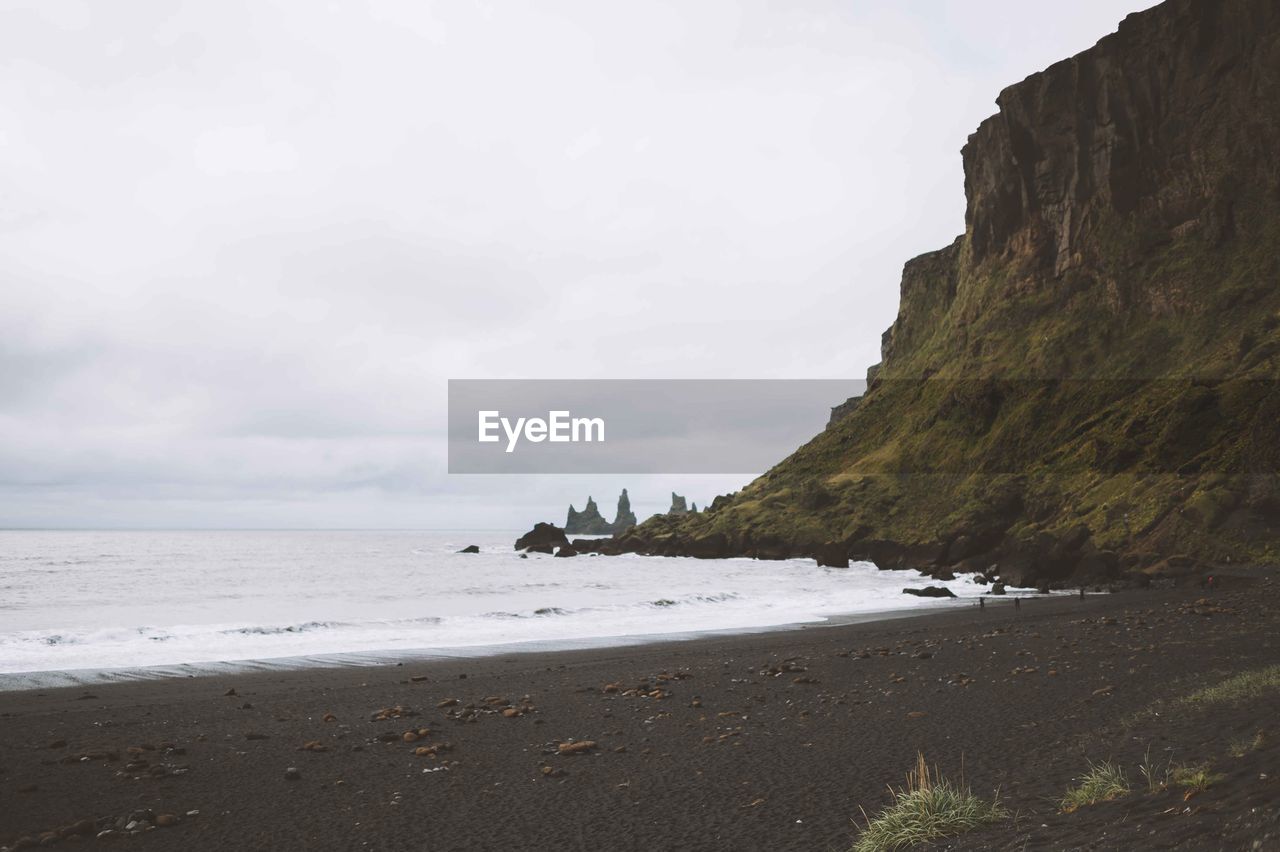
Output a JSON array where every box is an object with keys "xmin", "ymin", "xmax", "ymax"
[
  {"xmin": 612, "ymin": 489, "xmax": 637, "ymax": 531},
  {"xmin": 565, "ymin": 489, "xmax": 638, "ymax": 535},
  {"xmin": 565, "ymin": 496, "xmax": 611, "ymax": 535}
]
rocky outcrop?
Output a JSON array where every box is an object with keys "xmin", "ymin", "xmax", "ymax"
[
  {"xmin": 902, "ymin": 586, "xmax": 956, "ymax": 598},
  {"xmin": 669, "ymin": 493, "xmax": 689, "ymax": 515},
  {"xmin": 591, "ymin": 0, "xmax": 1280, "ymax": 588},
  {"xmin": 515, "ymin": 523, "xmax": 569, "ymax": 552},
  {"xmin": 828, "ymin": 395, "xmax": 861, "ymax": 427},
  {"xmin": 565, "ymin": 489, "xmax": 638, "ymax": 535}
]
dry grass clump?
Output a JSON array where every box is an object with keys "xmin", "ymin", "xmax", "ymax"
[
  {"xmin": 1138, "ymin": 746, "xmax": 1173, "ymax": 793},
  {"xmin": 852, "ymin": 753, "xmax": 1007, "ymax": 852}
]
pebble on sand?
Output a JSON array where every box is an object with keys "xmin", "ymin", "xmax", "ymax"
[{"xmin": 284, "ymin": 767, "xmax": 302, "ymax": 780}]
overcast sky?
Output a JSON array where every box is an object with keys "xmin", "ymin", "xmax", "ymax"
[{"xmin": 1, "ymin": 0, "xmax": 1157, "ymax": 529}]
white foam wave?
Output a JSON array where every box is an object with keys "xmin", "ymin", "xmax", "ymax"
[{"xmin": 0, "ymin": 530, "xmax": 1027, "ymax": 685}]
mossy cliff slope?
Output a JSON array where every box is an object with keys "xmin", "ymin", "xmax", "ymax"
[{"xmin": 600, "ymin": 0, "xmax": 1280, "ymax": 585}]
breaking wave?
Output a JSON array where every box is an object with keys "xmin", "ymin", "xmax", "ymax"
[{"xmin": 0, "ymin": 529, "xmax": 1014, "ymax": 685}]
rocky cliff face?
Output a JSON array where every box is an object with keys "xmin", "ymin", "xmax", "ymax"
[
  {"xmin": 586, "ymin": 0, "xmax": 1280, "ymax": 586},
  {"xmin": 962, "ymin": 0, "xmax": 1278, "ymax": 278}
]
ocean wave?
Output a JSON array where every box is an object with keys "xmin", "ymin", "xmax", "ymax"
[
  {"xmin": 220, "ymin": 620, "xmax": 349, "ymax": 636},
  {"xmin": 0, "ymin": 530, "xmax": 1008, "ymax": 680}
]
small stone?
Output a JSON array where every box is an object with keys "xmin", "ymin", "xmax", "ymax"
[
  {"xmin": 501, "ymin": 708, "xmax": 520, "ymax": 718},
  {"xmin": 402, "ymin": 731, "xmax": 419, "ymax": 743},
  {"xmin": 224, "ymin": 688, "xmax": 238, "ymax": 697},
  {"xmin": 557, "ymin": 740, "xmax": 597, "ymax": 755},
  {"xmin": 284, "ymin": 767, "xmax": 302, "ymax": 780},
  {"xmin": 437, "ymin": 698, "xmax": 459, "ymax": 708},
  {"xmin": 155, "ymin": 815, "xmax": 179, "ymax": 828}
]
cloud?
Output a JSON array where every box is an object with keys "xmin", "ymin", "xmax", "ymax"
[{"xmin": 0, "ymin": 0, "xmax": 1159, "ymax": 528}]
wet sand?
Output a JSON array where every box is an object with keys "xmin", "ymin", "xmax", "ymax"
[{"xmin": 2, "ymin": 577, "xmax": 1277, "ymax": 851}]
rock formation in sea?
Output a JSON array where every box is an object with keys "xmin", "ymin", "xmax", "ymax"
[
  {"xmin": 612, "ymin": 489, "xmax": 637, "ymax": 531},
  {"xmin": 573, "ymin": 0, "xmax": 1280, "ymax": 588},
  {"xmin": 668, "ymin": 493, "xmax": 688, "ymax": 514},
  {"xmin": 564, "ymin": 489, "xmax": 638, "ymax": 535},
  {"xmin": 565, "ymin": 496, "xmax": 611, "ymax": 535},
  {"xmin": 514, "ymin": 523, "xmax": 569, "ymax": 553}
]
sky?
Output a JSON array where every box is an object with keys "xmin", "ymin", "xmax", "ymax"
[{"xmin": 0, "ymin": 0, "xmax": 1159, "ymax": 529}]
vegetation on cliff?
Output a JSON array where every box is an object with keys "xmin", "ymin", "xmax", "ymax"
[{"xmin": 601, "ymin": 0, "xmax": 1280, "ymax": 586}]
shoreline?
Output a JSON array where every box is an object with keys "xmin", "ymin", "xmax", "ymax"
[
  {"xmin": 4, "ymin": 579, "xmax": 1276, "ymax": 850},
  {"xmin": 0, "ymin": 593, "xmax": 1058, "ymax": 694}
]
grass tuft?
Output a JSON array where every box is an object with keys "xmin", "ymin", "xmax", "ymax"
[
  {"xmin": 1060, "ymin": 760, "xmax": 1130, "ymax": 812},
  {"xmin": 1138, "ymin": 746, "xmax": 1173, "ymax": 793},
  {"xmin": 1228, "ymin": 730, "xmax": 1268, "ymax": 758},
  {"xmin": 1172, "ymin": 763, "xmax": 1224, "ymax": 796},
  {"xmin": 1178, "ymin": 665, "xmax": 1280, "ymax": 707},
  {"xmin": 852, "ymin": 753, "xmax": 1007, "ymax": 852}
]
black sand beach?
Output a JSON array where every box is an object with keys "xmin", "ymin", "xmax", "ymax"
[{"xmin": 2, "ymin": 578, "xmax": 1278, "ymax": 851}]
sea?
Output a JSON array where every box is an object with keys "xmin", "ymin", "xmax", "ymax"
[{"xmin": 0, "ymin": 530, "xmax": 1008, "ymax": 689}]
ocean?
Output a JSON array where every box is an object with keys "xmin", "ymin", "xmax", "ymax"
[{"xmin": 0, "ymin": 530, "xmax": 1002, "ymax": 688}]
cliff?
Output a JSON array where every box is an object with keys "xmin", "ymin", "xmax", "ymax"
[{"xmin": 590, "ymin": 0, "xmax": 1280, "ymax": 586}]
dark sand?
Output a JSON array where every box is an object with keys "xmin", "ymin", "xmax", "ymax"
[{"xmin": 2, "ymin": 578, "xmax": 1278, "ymax": 851}]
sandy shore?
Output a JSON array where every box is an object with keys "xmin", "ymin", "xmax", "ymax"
[{"xmin": 2, "ymin": 578, "xmax": 1278, "ymax": 851}]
